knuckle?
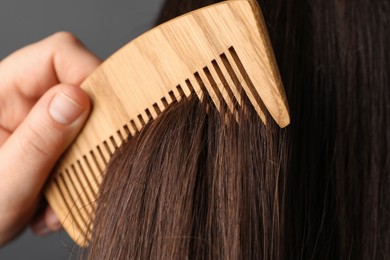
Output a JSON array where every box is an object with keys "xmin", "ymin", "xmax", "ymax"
[
  {"xmin": 42, "ymin": 32, "xmax": 82, "ymax": 59},
  {"xmin": 18, "ymin": 121, "xmax": 51, "ymax": 158},
  {"xmin": 51, "ymin": 31, "xmax": 80, "ymax": 45}
]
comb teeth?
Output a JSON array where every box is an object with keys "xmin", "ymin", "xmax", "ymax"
[
  {"xmin": 48, "ymin": 46, "xmax": 265, "ymax": 243},
  {"xmin": 46, "ymin": 0, "xmax": 290, "ymax": 246}
]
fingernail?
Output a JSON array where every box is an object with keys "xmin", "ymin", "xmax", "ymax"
[{"xmin": 49, "ymin": 91, "xmax": 84, "ymax": 125}]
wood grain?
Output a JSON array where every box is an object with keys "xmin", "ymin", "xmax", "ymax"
[{"xmin": 45, "ymin": 0, "xmax": 290, "ymax": 246}]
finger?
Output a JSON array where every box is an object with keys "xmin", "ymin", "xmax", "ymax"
[
  {"xmin": 31, "ymin": 207, "xmax": 62, "ymax": 236},
  {"xmin": 43, "ymin": 207, "xmax": 62, "ymax": 231},
  {"xmin": 31, "ymin": 215, "xmax": 51, "ymax": 237},
  {"xmin": 0, "ymin": 83, "xmax": 90, "ymax": 214},
  {"xmin": 0, "ymin": 32, "xmax": 101, "ymax": 131},
  {"xmin": 0, "ymin": 31, "xmax": 101, "ymax": 92}
]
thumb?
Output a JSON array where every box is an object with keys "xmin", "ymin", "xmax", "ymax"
[{"xmin": 0, "ymin": 83, "xmax": 90, "ymax": 212}]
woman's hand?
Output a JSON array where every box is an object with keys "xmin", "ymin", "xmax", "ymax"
[{"xmin": 0, "ymin": 32, "xmax": 101, "ymax": 246}]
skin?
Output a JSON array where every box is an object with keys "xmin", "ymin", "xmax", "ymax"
[{"xmin": 0, "ymin": 32, "xmax": 101, "ymax": 246}]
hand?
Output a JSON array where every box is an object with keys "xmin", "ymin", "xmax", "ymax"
[{"xmin": 0, "ymin": 32, "xmax": 101, "ymax": 246}]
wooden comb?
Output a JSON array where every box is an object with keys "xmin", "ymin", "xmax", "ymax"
[{"xmin": 45, "ymin": 0, "xmax": 290, "ymax": 246}]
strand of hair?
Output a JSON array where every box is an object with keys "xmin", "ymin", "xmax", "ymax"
[
  {"xmin": 62, "ymin": 169, "xmax": 90, "ymax": 228},
  {"xmin": 50, "ymin": 173, "xmax": 70, "ymax": 215},
  {"xmin": 83, "ymin": 154, "xmax": 102, "ymax": 194},
  {"xmin": 95, "ymin": 145, "xmax": 108, "ymax": 167},
  {"xmin": 53, "ymin": 177, "xmax": 85, "ymax": 242},
  {"xmin": 55, "ymin": 172, "xmax": 86, "ymax": 241},
  {"xmin": 69, "ymin": 164, "xmax": 91, "ymax": 209},
  {"xmin": 176, "ymin": 84, "xmax": 186, "ymax": 98},
  {"xmin": 68, "ymin": 164, "xmax": 94, "ymax": 228},
  {"xmin": 77, "ymin": 159, "xmax": 98, "ymax": 199}
]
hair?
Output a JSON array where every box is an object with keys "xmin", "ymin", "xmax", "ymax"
[{"xmin": 87, "ymin": 0, "xmax": 390, "ymax": 259}]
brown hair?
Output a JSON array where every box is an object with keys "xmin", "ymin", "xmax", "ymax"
[
  {"xmin": 87, "ymin": 0, "xmax": 390, "ymax": 259},
  {"xmin": 88, "ymin": 92, "xmax": 287, "ymax": 259}
]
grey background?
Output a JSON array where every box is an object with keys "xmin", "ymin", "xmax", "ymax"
[{"xmin": 0, "ymin": 0, "xmax": 164, "ymax": 259}]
